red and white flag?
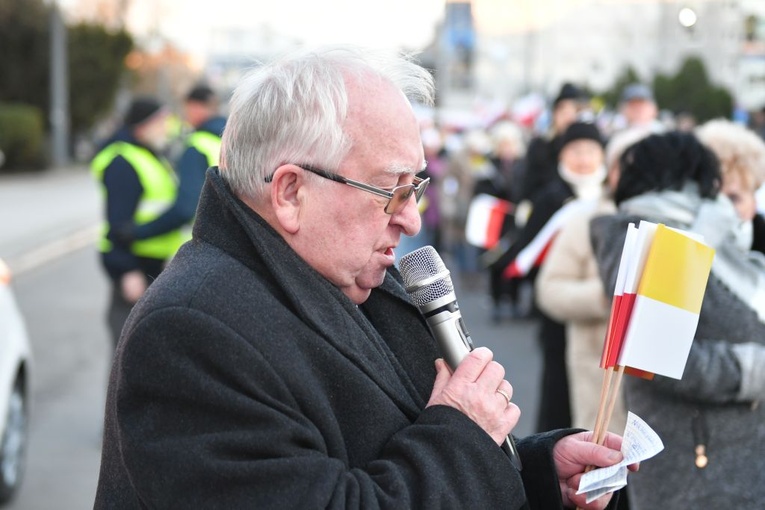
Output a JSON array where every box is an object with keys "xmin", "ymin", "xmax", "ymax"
[
  {"xmin": 465, "ymin": 194, "xmax": 513, "ymax": 250},
  {"xmin": 503, "ymin": 198, "xmax": 597, "ymax": 279}
]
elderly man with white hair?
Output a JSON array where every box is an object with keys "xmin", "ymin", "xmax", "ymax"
[{"xmin": 95, "ymin": 46, "xmax": 631, "ymax": 510}]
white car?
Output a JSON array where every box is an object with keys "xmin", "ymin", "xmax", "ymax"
[{"xmin": 0, "ymin": 259, "xmax": 31, "ymax": 504}]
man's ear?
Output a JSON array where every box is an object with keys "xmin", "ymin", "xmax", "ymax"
[{"xmin": 270, "ymin": 165, "xmax": 304, "ymax": 234}]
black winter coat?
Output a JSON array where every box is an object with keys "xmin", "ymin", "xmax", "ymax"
[{"xmin": 95, "ymin": 168, "xmax": 580, "ymax": 509}]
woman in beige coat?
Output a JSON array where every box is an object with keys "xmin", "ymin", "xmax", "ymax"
[{"xmin": 535, "ymin": 128, "xmax": 650, "ymax": 435}]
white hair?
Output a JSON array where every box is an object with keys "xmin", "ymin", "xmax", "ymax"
[
  {"xmin": 219, "ymin": 45, "xmax": 435, "ymax": 199},
  {"xmin": 490, "ymin": 121, "xmax": 527, "ymax": 156},
  {"xmin": 695, "ymin": 118, "xmax": 765, "ymax": 190}
]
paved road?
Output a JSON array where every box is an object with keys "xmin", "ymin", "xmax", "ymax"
[
  {"xmin": 0, "ymin": 167, "xmax": 542, "ymax": 509},
  {"xmin": 1, "ymin": 167, "xmax": 109, "ymax": 509},
  {"xmin": 8, "ymin": 249, "xmax": 109, "ymax": 510},
  {"xmin": 0, "ymin": 167, "xmax": 99, "ymax": 274}
]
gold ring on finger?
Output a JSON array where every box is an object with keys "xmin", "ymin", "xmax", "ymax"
[{"xmin": 496, "ymin": 389, "xmax": 511, "ymax": 407}]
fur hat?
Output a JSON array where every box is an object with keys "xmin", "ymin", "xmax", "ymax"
[
  {"xmin": 560, "ymin": 121, "xmax": 604, "ymax": 149},
  {"xmin": 124, "ymin": 97, "xmax": 163, "ymax": 127}
]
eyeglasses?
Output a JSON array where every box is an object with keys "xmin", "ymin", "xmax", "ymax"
[{"xmin": 266, "ymin": 164, "xmax": 430, "ymax": 215}]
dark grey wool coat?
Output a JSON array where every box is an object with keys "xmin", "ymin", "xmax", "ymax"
[
  {"xmin": 95, "ymin": 168, "xmax": 586, "ymax": 509},
  {"xmin": 591, "ymin": 212, "xmax": 765, "ymax": 509}
]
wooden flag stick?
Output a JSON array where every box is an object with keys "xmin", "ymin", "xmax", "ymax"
[
  {"xmin": 591, "ymin": 366, "xmax": 615, "ymax": 445},
  {"xmin": 579, "ymin": 366, "xmax": 615, "ymax": 485},
  {"xmin": 597, "ymin": 365, "xmax": 625, "ymax": 445},
  {"xmin": 575, "ymin": 367, "xmax": 620, "ymax": 510}
]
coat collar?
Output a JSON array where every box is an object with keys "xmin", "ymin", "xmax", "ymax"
[{"xmin": 192, "ymin": 167, "xmax": 431, "ymax": 416}]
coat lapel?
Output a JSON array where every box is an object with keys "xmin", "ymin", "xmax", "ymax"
[{"xmin": 196, "ymin": 169, "xmax": 428, "ymax": 420}]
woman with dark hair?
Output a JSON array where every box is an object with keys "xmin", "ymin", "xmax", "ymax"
[
  {"xmin": 611, "ymin": 131, "xmax": 720, "ymax": 205},
  {"xmin": 590, "ymin": 131, "xmax": 765, "ymax": 508}
]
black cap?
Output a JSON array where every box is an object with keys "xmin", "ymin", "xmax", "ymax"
[
  {"xmin": 185, "ymin": 84, "xmax": 215, "ymax": 103},
  {"xmin": 560, "ymin": 121, "xmax": 604, "ymax": 149},
  {"xmin": 124, "ymin": 97, "xmax": 163, "ymax": 127},
  {"xmin": 553, "ymin": 82, "xmax": 583, "ymax": 108}
]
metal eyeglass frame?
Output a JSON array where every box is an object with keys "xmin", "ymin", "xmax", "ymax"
[{"xmin": 265, "ymin": 164, "xmax": 430, "ymax": 214}]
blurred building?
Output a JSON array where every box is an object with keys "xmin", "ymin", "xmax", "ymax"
[
  {"xmin": 431, "ymin": 0, "xmax": 765, "ymax": 112},
  {"xmin": 185, "ymin": 0, "xmax": 765, "ymax": 119},
  {"xmin": 202, "ymin": 26, "xmax": 302, "ymax": 108},
  {"xmin": 739, "ymin": 0, "xmax": 765, "ymax": 110}
]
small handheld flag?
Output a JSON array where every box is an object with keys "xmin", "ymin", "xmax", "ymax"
[{"xmin": 591, "ymin": 221, "xmax": 714, "ymax": 445}]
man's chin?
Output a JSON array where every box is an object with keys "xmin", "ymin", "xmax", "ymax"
[
  {"xmin": 345, "ymin": 271, "xmax": 387, "ymax": 304},
  {"xmin": 344, "ymin": 287, "xmax": 373, "ymax": 305}
]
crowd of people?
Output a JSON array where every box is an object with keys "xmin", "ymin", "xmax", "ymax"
[
  {"xmin": 349, "ymin": 77, "xmax": 765, "ymax": 509},
  {"xmin": 402, "ymin": 81, "xmax": 765, "ymax": 509},
  {"xmin": 397, "ymin": 81, "xmax": 673, "ymax": 320},
  {"xmin": 89, "ymin": 45, "xmax": 765, "ymax": 509}
]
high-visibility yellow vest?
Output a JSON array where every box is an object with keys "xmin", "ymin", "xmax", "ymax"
[
  {"xmin": 177, "ymin": 130, "xmax": 222, "ymax": 242},
  {"xmin": 186, "ymin": 130, "xmax": 221, "ymax": 168},
  {"xmin": 91, "ymin": 141, "xmax": 183, "ymax": 260}
]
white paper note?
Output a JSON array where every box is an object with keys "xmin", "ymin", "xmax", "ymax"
[{"xmin": 577, "ymin": 412, "xmax": 664, "ymax": 503}]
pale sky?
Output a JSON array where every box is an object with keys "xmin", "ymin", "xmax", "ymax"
[
  {"xmin": 65, "ymin": 0, "xmax": 765, "ymax": 59},
  {"xmin": 63, "ymin": 0, "xmax": 699, "ymax": 61},
  {"xmin": 59, "ymin": 0, "xmax": 613, "ymax": 60},
  {"xmin": 64, "ymin": 0, "xmax": 448, "ymax": 57}
]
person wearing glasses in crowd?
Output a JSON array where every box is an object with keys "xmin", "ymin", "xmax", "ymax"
[{"xmin": 95, "ymin": 46, "xmax": 632, "ymax": 509}]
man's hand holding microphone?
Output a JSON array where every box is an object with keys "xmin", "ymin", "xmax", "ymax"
[
  {"xmin": 400, "ymin": 246, "xmax": 636, "ymax": 509},
  {"xmin": 427, "ymin": 347, "xmax": 519, "ymax": 447}
]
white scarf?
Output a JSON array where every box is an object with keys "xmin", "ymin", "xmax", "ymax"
[{"xmin": 558, "ymin": 163, "xmax": 607, "ymax": 201}]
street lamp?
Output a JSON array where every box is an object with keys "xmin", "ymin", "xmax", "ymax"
[
  {"xmin": 678, "ymin": 7, "xmax": 697, "ymax": 30},
  {"xmin": 49, "ymin": 0, "xmax": 70, "ymax": 168}
]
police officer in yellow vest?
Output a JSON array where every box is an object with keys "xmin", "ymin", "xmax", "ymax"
[
  {"xmin": 91, "ymin": 97, "xmax": 184, "ymax": 347},
  {"xmin": 113, "ymin": 85, "xmax": 226, "ymax": 246}
]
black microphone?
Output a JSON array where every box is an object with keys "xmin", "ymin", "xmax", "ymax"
[{"xmin": 398, "ymin": 245, "xmax": 522, "ymax": 471}]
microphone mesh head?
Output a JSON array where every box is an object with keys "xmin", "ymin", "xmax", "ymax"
[{"xmin": 398, "ymin": 246, "xmax": 454, "ymax": 307}]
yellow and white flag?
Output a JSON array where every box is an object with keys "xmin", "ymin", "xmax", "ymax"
[{"xmin": 617, "ymin": 222, "xmax": 715, "ymax": 379}]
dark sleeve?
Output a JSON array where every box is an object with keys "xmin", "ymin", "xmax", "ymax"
[
  {"xmin": 509, "ymin": 159, "xmax": 527, "ymax": 204},
  {"xmin": 102, "ymin": 156, "xmax": 142, "ymax": 275},
  {"xmin": 104, "ymin": 308, "xmax": 542, "ymax": 509},
  {"xmin": 520, "ymin": 138, "xmax": 550, "ymax": 202},
  {"xmin": 589, "ymin": 214, "xmax": 626, "ymax": 295},
  {"xmin": 517, "ymin": 429, "xmax": 570, "ymax": 509},
  {"xmin": 752, "ymin": 213, "xmax": 765, "ymax": 255},
  {"xmin": 132, "ymin": 147, "xmax": 207, "ymax": 239}
]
